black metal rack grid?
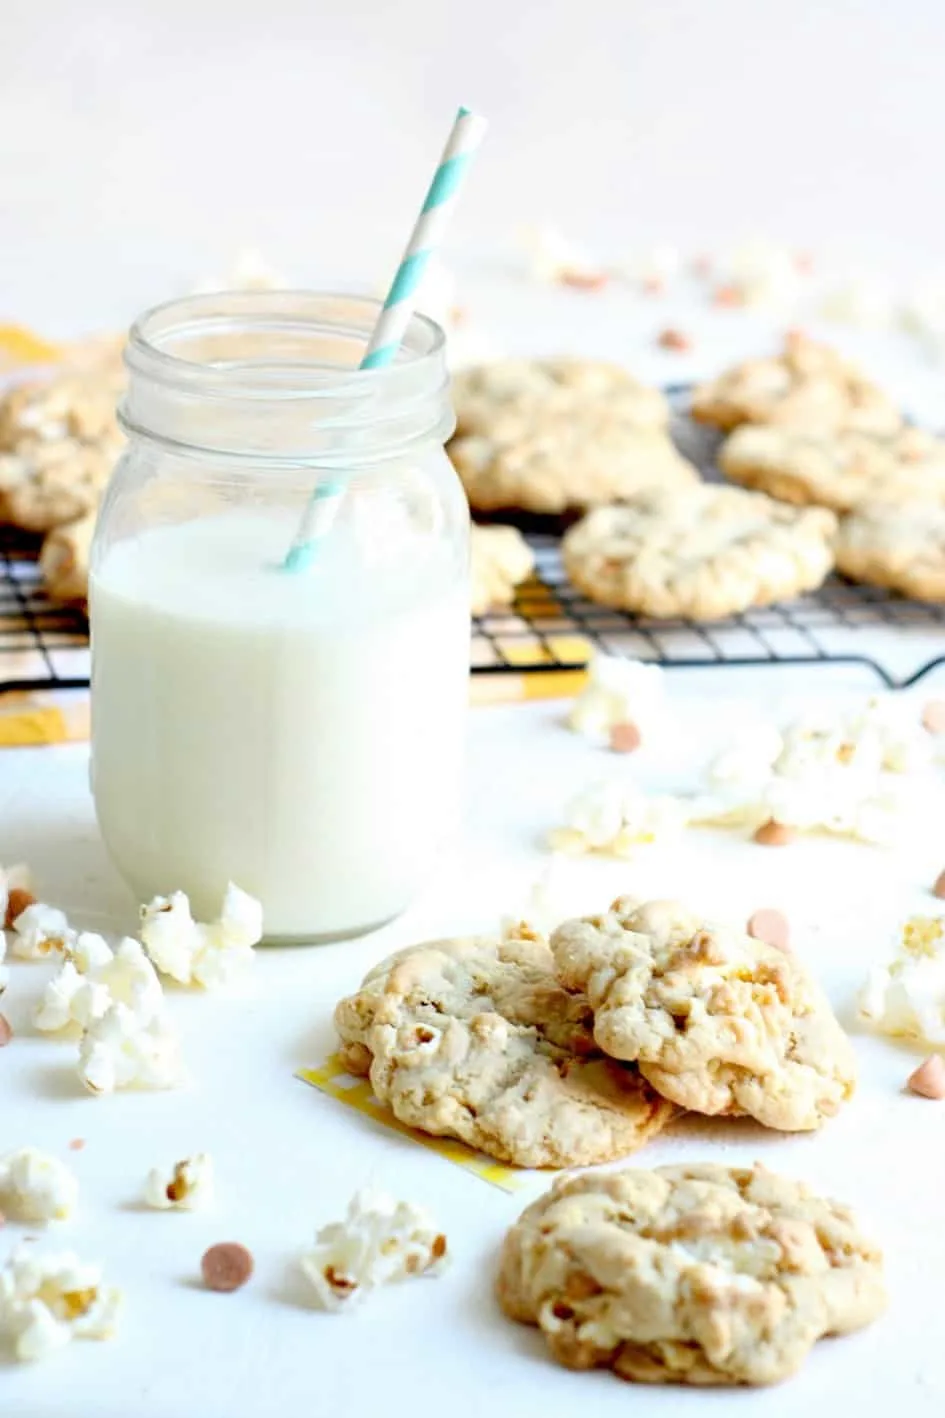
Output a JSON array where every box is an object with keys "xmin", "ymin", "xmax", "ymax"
[
  {"xmin": 0, "ymin": 528, "xmax": 90, "ymax": 693},
  {"xmin": 3, "ymin": 387, "xmax": 945, "ymax": 696}
]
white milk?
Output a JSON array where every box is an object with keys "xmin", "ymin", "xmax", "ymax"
[{"xmin": 90, "ymin": 511, "xmax": 469, "ymax": 940}]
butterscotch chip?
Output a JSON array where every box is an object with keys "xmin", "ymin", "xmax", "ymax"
[
  {"xmin": 747, "ymin": 909, "xmax": 790, "ymax": 952},
  {"xmin": 753, "ymin": 820, "xmax": 797, "ymax": 847},
  {"xmin": 201, "ymin": 1242, "xmax": 254, "ymax": 1293},
  {"xmin": 0, "ymin": 1015, "xmax": 13, "ymax": 1047},
  {"xmin": 931, "ymin": 870, "xmax": 945, "ymax": 900},
  {"xmin": 5, "ymin": 887, "xmax": 37, "ymax": 929},
  {"xmin": 558, "ymin": 269, "xmax": 609, "ymax": 292},
  {"xmin": 922, "ymin": 699, "xmax": 945, "ymax": 735},
  {"xmin": 609, "ymin": 720, "xmax": 642, "ymax": 754},
  {"xmin": 68, "ymin": 1138, "xmax": 86, "ymax": 1151},
  {"xmin": 657, "ymin": 328, "xmax": 691, "ymax": 352},
  {"xmin": 906, "ymin": 1055, "xmax": 945, "ymax": 1100}
]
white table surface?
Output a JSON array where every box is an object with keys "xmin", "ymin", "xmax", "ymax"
[{"xmin": 2, "ymin": 665, "xmax": 945, "ymax": 1416}]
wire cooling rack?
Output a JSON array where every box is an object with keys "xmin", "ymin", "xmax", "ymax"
[
  {"xmin": 0, "ymin": 527, "xmax": 90, "ymax": 692},
  {"xmin": 3, "ymin": 388, "xmax": 945, "ymax": 696}
]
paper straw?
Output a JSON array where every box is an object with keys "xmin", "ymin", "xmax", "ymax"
[{"xmin": 283, "ymin": 105, "xmax": 487, "ymax": 572}]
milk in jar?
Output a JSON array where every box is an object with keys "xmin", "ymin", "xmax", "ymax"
[{"xmin": 89, "ymin": 292, "xmax": 469, "ymax": 941}]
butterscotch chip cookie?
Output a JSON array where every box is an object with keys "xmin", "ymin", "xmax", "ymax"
[
  {"xmin": 496, "ymin": 1163, "xmax": 885, "ymax": 1386},
  {"xmin": 562, "ymin": 485, "xmax": 837, "ymax": 621},
  {"xmin": 470, "ymin": 524, "xmax": 535, "ymax": 615},
  {"xmin": 691, "ymin": 334, "xmax": 900, "ymax": 435},
  {"xmin": 40, "ymin": 511, "xmax": 95, "ymax": 604},
  {"xmin": 333, "ymin": 933, "xmax": 675, "ymax": 1169},
  {"xmin": 449, "ymin": 359, "xmax": 698, "ymax": 515},
  {"xmin": 720, "ymin": 424, "xmax": 945, "ymax": 513},
  {"xmin": 550, "ymin": 897, "xmax": 855, "ymax": 1130},
  {"xmin": 835, "ymin": 502, "xmax": 945, "ymax": 600},
  {"xmin": 0, "ymin": 362, "xmax": 124, "ymax": 533}
]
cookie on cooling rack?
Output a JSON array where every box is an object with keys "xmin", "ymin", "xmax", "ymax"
[
  {"xmin": 561, "ymin": 483, "xmax": 837, "ymax": 621},
  {"xmin": 835, "ymin": 502, "xmax": 945, "ymax": 601},
  {"xmin": 470, "ymin": 524, "xmax": 535, "ymax": 615},
  {"xmin": 691, "ymin": 332, "xmax": 901, "ymax": 436},
  {"xmin": 40, "ymin": 510, "xmax": 95, "ymax": 604},
  {"xmin": 0, "ymin": 363, "xmax": 124, "ymax": 534},
  {"xmin": 449, "ymin": 358, "xmax": 699, "ymax": 516},
  {"xmin": 720, "ymin": 424, "xmax": 945, "ymax": 513}
]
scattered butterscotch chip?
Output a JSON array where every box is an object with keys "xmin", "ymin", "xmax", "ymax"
[
  {"xmin": 642, "ymin": 275, "xmax": 665, "ymax": 295},
  {"xmin": 691, "ymin": 255, "xmax": 712, "ymax": 277},
  {"xmin": 906, "ymin": 1054, "xmax": 945, "ymax": 1100},
  {"xmin": 657, "ymin": 328, "xmax": 692, "ymax": 353},
  {"xmin": 921, "ymin": 699, "xmax": 945, "ymax": 735},
  {"xmin": 713, "ymin": 284, "xmax": 745, "ymax": 308},
  {"xmin": 201, "ymin": 1242, "xmax": 254, "ymax": 1293},
  {"xmin": 747, "ymin": 908, "xmax": 791, "ymax": 953},
  {"xmin": 67, "ymin": 1138, "xmax": 86, "ymax": 1152},
  {"xmin": 609, "ymin": 720, "xmax": 642, "ymax": 754},
  {"xmin": 558, "ymin": 269, "xmax": 609, "ymax": 292},
  {"xmin": 795, "ymin": 251, "xmax": 814, "ymax": 274},
  {"xmin": 0, "ymin": 1014, "xmax": 13, "ymax": 1047},
  {"xmin": 4, "ymin": 887, "xmax": 36, "ymax": 929},
  {"xmin": 753, "ymin": 819, "xmax": 797, "ymax": 847},
  {"xmin": 931, "ymin": 869, "xmax": 945, "ymax": 900}
]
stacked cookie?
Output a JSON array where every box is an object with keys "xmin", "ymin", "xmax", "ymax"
[
  {"xmin": 0, "ymin": 339, "xmax": 126, "ymax": 605},
  {"xmin": 333, "ymin": 894, "xmax": 856, "ymax": 1169},
  {"xmin": 451, "ymin": 354, "xmax": 841, "ymax": 621},
  {"xmin": 699, "ymin": 332, "xmax": 945, "ymax": 600}
]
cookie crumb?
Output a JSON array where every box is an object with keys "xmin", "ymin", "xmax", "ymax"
[
  {"xmin": 747, "ymin": 909, "xmax": 790, "ymax": 952},
  {"xmin": 753, "ymin": 820, "xmax": 797, "ymax": 847},
  {"xmin": 931, "ymin": 869, "xmax": 945, "ymax": 901},
  {"xmin": 558, "ymin": 269, "xmax": 609, "ymax": 292},
  {"xmin": 0, "ymin": 1015, "xmax": 13, "ymax": 1047},
  {"xmin": 609, "ymin": 720, "xmax": 642, "ymax": 754},
  {"xmin": 906, "ymin": 1055, "xmax": 945, "ymax": 1099},
  {"xmin": 4, "ymin": 887, "xmax": 37, "ymax": 929},
  {"xmin": 713, "ymin": 284, "xmax": 745, "ymax": 308},
  {"xmin": 921, "ymin": 699, "xmax": 945, "ymax": 735},
  {"xmin": 657, "ymin": 328, "xmax": 692, "ymax": 352},
  {"xmin": 67, "ymin": 1138, "xmax": 85, "ymax": 1152},
  {"xmin": 201, "ymin": 1242, "xmax": 254, "ymax": 1293}
]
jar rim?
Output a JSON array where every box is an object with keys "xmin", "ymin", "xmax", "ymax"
[{"xmin": 126, "ymin": 289, "xmax": 446, "ymax": 399}]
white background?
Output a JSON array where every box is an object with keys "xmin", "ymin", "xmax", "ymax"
[{"xmin": 3, "ymin": 0, "xmax": 945, "ymax": 333}]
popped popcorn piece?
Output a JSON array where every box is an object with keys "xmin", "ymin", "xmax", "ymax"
[
  {"xmin": 10, "ymin": 902, "xmax": 74, "ymax": 960},
  {"xmin": 716, "ymin": 239, "xmax": 800, "ymax": 309},
  {"xmin": 691, "ymin": 699, "xmax": 933, "ymax": 843},
  {"xmin": 0, "ymin": 1248, "xmax": 121, "ymax": 1361},
  {"xmin": 139, "ymin": 883, "xmax": 262, "ymax": 988},
  {"xmin": 78, "ymin": 1003, "xmax": 181, "ymax": 1095},
  {"xmin": 517, "ymin": 226, "xmax": 605, "ymax": 287},
  {"xmin": 299, "ymin": 1190, "xmax": 448, "ymax": 1311},
  {"xmin": 500, "ymin": 863, "xmax": 561, "ymax": 942},
  {"xmin": 0, "ymin": 1149, "xmax": 78, "ymax": 1224},
  {"xmin": 900, "ymin": 278, "xmax": 945, "ymax": 359},
  {"xmin": 820, "ymin": 274, "xmax": 893, "ymax": 329},
  {"xmin": 549, "ymin": 779, "xmax": 686, "ymax": 858},
  {"xmin": 143, "ymin": 1153, "xmax": 214, "ymax": 1211},
  {"xmin": 906, "ymin": 1054, "xmax": 945, "ymax": 1099},
  {"xmin": 858, "ymin": 916, "xmax": 945, "ymax": 1047},
  {"xmin": 621, "ymin": 244, "xmax": 681, "ymax": 290},
  {"xmin": 34, "ymin": 936, "xmax": 163, "ymax": 1035},
  {"xmin": 567, "ymin": 653, "xmax": 666, "ymax": 746},
  {"xmin": 201, "ymin": 1242, "xmax": 254, "ymax": 1292},
  {"xmin": 1, "ymin": 863, "xmax": 34, "ymax": 928}
]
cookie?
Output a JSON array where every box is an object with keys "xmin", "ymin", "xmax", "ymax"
[
  {"xmin": 40, "ymin": 511, "xmax": 95, "ymax": 603},
  {"xmin": 333, "ymin": 932, "xmax": 675, "ymax": 1168},
  {"xmin": 561, "ymin": 484, "xmax": 837, "ymax": 621},
  {"xmin": 550, "ymin": 897, "xmax": 855, "ymax": 1130},
  {"xmin": 720, "ymin": 424, "xmax": 945, "ymax": 513},
  {"xmin": 449, "ymin": 359, "xmax": 698, "ymax": 515},
  {"xmin": 470, "ymin": 524, "xmax": 535, "ymax": 615},
  {"xmin": 835, "ymin": 502, "xmax": 945, "ymax": 600},
  {"xmin": 0, "ymin": 442, "xmax": 117, "ymax": 535},
  {"xmin": 496, "ymin": 1163, "xmax": 885, "ymax": 1386},
  {"xmin": 691, "ymin": 333, "xmax": 900, "ymax": 435}
]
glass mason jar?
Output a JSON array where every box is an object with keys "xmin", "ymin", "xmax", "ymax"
[{"xmin": 89, "ymin": 291, "xmax": 470, "ymax": 943}]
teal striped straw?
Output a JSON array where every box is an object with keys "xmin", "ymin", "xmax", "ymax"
[{"xmin": 284, "ymin": 105, "xmax": 488, "ymax": 572}]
